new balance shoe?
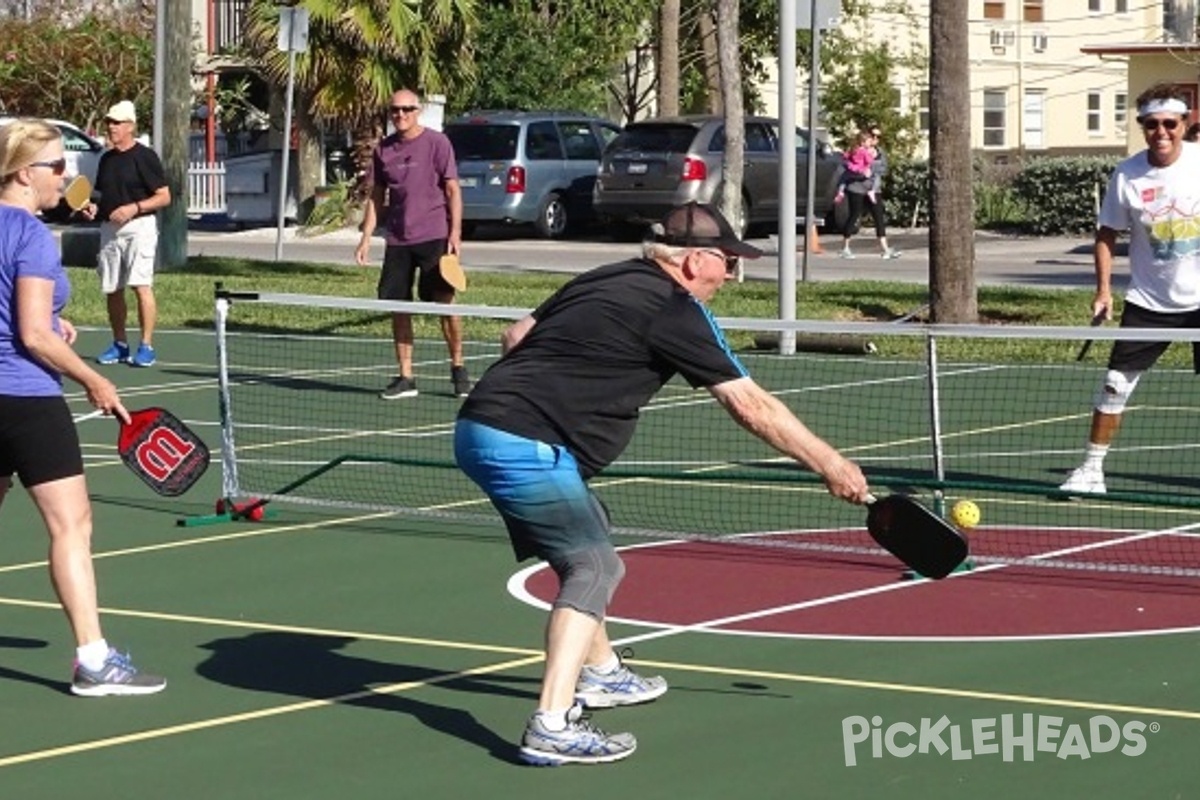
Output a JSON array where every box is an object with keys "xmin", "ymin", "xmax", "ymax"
[
  {"xmin": 130, "ymin": 343, "xmax": 156, "ymax": 367},
  {"xmin": 519, "ymin": 703, "xmax": 636, "ymax": 766},
  {"xmin": 96, "ymin": 341, "xmax": 130, "ymax": 365},
  {"xmin": 451, "ymin": 365, "xmax": 472, "ymax": 398},
  {"xmin": 1059, "ymin": 465, "xmax": 1106, "ymax": 495},
  {"xmin": 71, "ymin": 648, "xmax": 166, "ymax": 697},
  {"xmin": 575, "ymin": 659, "xmax": 668, "ymax": 709},
  {"xmin": 380, "ymin": 376, "xmax": 418, "ymax": 400}
]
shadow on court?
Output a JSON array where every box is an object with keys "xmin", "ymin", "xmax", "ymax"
[
  {"xmin": 196, "ymin": 632, "xmax": 539, "ymax": 764},
  {"xmin": 0, "ymin": 635, "xmax": 67, "ymax": 695}
]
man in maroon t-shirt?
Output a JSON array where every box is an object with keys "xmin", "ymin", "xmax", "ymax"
[{"xmin": 354, "ymin": 88, "xmax": 469, "ymax": 400}]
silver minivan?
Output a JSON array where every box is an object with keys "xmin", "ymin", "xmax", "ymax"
[
  {"xmin": 445, "ymin": 111, "xmax": 622, "ymax": 239},
  {"xmin": 592, "ymin": 115, "xmax": 842, "ymax": 239}
]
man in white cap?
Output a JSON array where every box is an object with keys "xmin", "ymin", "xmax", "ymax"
[{"xmin": 82, "ymin": 100, "xmax": 170, "ymax": 368}]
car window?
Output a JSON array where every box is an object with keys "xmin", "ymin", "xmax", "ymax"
[
  {"xmin": 524, "ymin": 121, "xmax": 563, "ymax": 160},
  {"xmin": 611, "ymin": 124, "xmax": 700, "ymax": 154},
  {"xmin": 445, "ymin": 123, "xmax": 519, "ymax": 160},
  {"xmin": 59, "ymin": 127, "xmax": 96, "ymax": 153},
  {"xmin": 597, "ymin": 123, "xmax": 622, "ymax": 150},
  {"xmin": 559, "ymin": 121, "xmax": 600, "ymax": 160},
  {"xmin": 745, "ymin": 123, "xmax": 775, "ymax": 153}
]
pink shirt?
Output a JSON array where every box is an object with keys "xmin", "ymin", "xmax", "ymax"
[{"xmin": 843, "ymin": 145, "xmax": 874, "ymax": 177}]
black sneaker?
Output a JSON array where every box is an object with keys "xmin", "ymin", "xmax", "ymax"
[
  {"xmin": 380, "ymin": 376, "xmax": 418, "ymax": 400},
  {"xmin": 451, "ymin": 365, "xmax": 472, "ymax": 398}
]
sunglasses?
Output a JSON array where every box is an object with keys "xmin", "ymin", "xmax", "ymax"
[
  {"xmin": 1141, "ymin": 117, "xmax": 1181, "ymax": 132},
  {"xmin": 29, "ymin": 158, "xmax": 67, "ymax": 175},
  {"xmin": 390, "ymin": 105, "xmax": 420, "ymax": 114}
]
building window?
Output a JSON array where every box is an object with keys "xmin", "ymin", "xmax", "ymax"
[
  {"xmin": 983, "ymin": 89, "xmax": 1006, "ymax": 147},
  {"xmin": 1024, "ymin": 90, "xmax": 1045, "ymax": 148},
  {"xmin": 919, "ymin": 89, "xmax": 931, "ymax": 131},
  {"xmin": 1023, "ymin": 1, "xmax": 1043, "ymax": 22},
  {"xmin": 1088, "ymin": 0, "xmax": 1100, "ymax": 12},
  {"xmin": 1115, "ymin": 92, "xmax": 1127, "ymax": 132},
  {"xmin": 1087, "ymin": 91, "xmax": 1102, "ymax": 134},
  {"xmin": 983, "ymin": 1, "xmax": 1005, "ymax": 20},
  {"xmin": 1116, "ymin": 0, "xmax": 1128, "ymax": 12}
]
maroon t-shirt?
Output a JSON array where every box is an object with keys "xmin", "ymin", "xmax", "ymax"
[{"xmin": 371, "ymin": 128, "xmax": 458, "ymax": 246}]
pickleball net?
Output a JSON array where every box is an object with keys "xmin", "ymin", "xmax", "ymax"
[{"xmin": 198, "ymin": 288, "xmax": 1200, "ymax": 577}]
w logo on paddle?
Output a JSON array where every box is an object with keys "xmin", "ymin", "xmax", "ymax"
[{"xmin": 117, "ymin": 408, "xmax": 210, "ymax": 496}]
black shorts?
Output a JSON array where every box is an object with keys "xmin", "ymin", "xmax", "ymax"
[
  {"xmin": 0, "ymin": 395, "xmax": 84, "ymax": 487},
  {"xmin": 377, "ymin": 239, "xmax": 453, "ymax": 302},
  {"xmin": 1108, "ymin": 302, "xmax": 1200, "ymax": 373}
]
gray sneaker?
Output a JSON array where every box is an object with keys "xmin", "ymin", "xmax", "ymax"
[
  {"xmin": 380, "ymin": 376, "xmax": 418, "ymax": 400},
  {"xmin": 575, "ymin": 658, "xmax": 668, "ymax": 709},
  {"xmin": 519, "ymin": 703, "xmax": 636, "ymax": 766},
  {"xmin": 71, "ymin": 648, "xmax": 166, "ymax": 697}
]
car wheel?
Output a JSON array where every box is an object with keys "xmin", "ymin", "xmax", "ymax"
[{"xmin": 534, "ymin": 192, "xmax": 568, "ymax": 239}]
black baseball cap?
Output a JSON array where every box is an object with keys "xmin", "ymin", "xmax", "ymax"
[{"xmin": 650, "ymin": 202, "xmax": 763, "ymax": 258}]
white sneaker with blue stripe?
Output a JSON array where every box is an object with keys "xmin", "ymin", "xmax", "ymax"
[
  {"xmin": 575, "ymin": 658, "xmax": 668, "ymax": 708},
  {"xmin": 519, "ymin": 702, "xmax": 636, "ymax": 766}
]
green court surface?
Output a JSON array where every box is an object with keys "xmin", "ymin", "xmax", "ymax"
[{"xmin": 1, "ymin": 325, "xmax": 1198, "ymax": 799}]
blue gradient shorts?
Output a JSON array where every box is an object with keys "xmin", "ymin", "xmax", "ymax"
[{"xmin": 454, "ymin": 418, "xmax": 612, "ymax": 562}]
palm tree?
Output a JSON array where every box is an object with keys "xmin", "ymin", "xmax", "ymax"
[{"xmin": 241, "ymin": 0, "xmax": 478, "ymax": 209}]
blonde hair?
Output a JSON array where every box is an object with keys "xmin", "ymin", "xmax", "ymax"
[{"xmin": 0, "ymin": 118, "xmax": 61, "ymax": 186}]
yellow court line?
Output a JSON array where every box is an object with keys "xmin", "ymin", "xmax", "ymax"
[
  {"xmin": 0, "ymin": 512, "xmax": 405, "ymax": 575},
  {"xmin": 0, "ymin": 653, "xmax": 544, "ymax": 769},
  {"xmin": 630, "ymin": 659, "xmax": 1200, "ymax": 722}
]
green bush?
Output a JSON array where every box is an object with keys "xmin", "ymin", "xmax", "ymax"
[
  {"xmin": 882, "ymin": 154, "xmax": 1121, "ymax": 235},
  {"xmin": 1011, "ymin": 155, "xmax": 1120, "ymax": 235}
]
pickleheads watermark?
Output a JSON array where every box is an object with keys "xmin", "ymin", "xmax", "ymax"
[{"xmin": 841, "ymin": 714, "xmax": 1157, "ymax": 767}]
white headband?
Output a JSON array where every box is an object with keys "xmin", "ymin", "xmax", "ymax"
[{"xmin": 1138, "ymin": 98, "xmax": 1189, "ymax": 117}]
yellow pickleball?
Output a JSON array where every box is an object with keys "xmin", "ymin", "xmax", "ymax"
[{"xmin": 950, "ymin": 500, "xmax": 981, "ymax": 529}]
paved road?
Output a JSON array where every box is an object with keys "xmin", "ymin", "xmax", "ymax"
[{"xmin": 62, "ymin": 222, "xmax": 1120, "ymax": 291}]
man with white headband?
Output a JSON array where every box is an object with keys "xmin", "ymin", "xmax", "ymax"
[{"xmin": 1060, "ymin": 82, "xmax": 1200, "ymax": 495}]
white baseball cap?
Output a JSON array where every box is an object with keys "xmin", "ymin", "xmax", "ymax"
[{"xmin": 104, "ymin": 100, "xmax": 137, "ymax": 124}]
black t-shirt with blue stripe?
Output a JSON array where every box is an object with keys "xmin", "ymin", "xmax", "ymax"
[{"xmin": 460, "ymin": 258, "xmax": 747, "ymax": 478}]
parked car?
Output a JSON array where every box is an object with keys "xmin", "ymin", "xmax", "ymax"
[
  {"xmin": 592, "ymin": 115, "xmax": 842, "ymax": 239},
  {"xmin": 444, "ymin": 110, "xmax": 622, "ymax": 239}
]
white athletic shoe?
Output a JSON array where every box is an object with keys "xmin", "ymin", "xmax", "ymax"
[{"xmin": 1059, "ymin": 465, "xmax": 1106, "ymax": 495}]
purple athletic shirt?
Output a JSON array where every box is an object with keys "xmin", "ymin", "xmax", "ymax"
[
  {"xmin": 371, "ymin": 128, "xmax": 458, "ymax": 246},
  {"xmin": 0, "ymin": 205, "xmax": 67, "ymax": 396}
]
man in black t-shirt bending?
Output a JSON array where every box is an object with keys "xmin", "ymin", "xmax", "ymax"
[{"xmin": 455, "ymin": 202, "xmax": 870, "ymax": 766}]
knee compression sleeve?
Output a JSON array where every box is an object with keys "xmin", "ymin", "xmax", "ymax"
[
  {"xmin": 548, "ymin": 546, "xmax": 626, "ymax": 620},
  {"xmin": 1094, "ymin": 368, "xmax": 1141, "ymax": 414}
]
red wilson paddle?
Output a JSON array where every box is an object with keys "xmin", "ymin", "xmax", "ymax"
[{"xmin": 115, "ymin": 407, "xmax": 210, "ymax": 497}]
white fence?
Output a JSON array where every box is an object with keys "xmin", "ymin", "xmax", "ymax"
[{"xmin": 187, "ymin": 161, "xmax": 227, "ymax": 214}]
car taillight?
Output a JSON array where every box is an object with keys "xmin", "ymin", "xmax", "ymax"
[
  {"xmin": 681, "ymin": 157, "xmax": 706, "ymax": 181},
  {"xmin": 506, "ymin": 166, "xmax": 526, "ymax": 193}
]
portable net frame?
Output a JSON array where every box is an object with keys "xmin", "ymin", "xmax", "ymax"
[{"xmin": 202, "ymin": 288, "xmax": 1200, "ymax": 578}]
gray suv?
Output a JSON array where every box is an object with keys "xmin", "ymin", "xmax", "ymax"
[
  {"xmin": 593, "ymin": 115, "xmax": 842, "ymax": 239},
  {"xmin": 445, "ymin": 110, "xmax": 621, "ymax": 239}
]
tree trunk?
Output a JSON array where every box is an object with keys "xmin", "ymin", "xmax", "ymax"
[
  {"xmin": 295, "ymin": 98, "xmax": 322, "ymax": 223},
  {"xmin": 158, "ymin": 0, "xmax": 190, "ymax": 270},
  {"xmin": 715, "ymin": 0, "xmax": 743, "ymax": 233},
  {"xmin": 657, "ymin": 0, "xmax": 681, "ymax": 117},
  {"xmin": 697, "ymin": 7, "xmax": 722, "ymax": 114},
  {"xmin": 928, "ymin": 0, "xmax": 976, "ymax": 322}
]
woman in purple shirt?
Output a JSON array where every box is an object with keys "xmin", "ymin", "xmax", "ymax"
[{"xmin": 0, "ymin": 119, "xmax": 164, "ymax": 696}]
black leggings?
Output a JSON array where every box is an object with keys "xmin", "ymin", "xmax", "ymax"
[{"xmin": 844, "ymin": 193, "xmax": 886, "ymax": 238}]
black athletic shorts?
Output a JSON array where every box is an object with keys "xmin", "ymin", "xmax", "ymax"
[
  {"xmin": 1108, "ymin": 302, "xmax": 1200, "ymax": 374},
  {"xmin": 0, "ymin": 395, "xmax": 84, "ymax": 487},
  {"xmin": 377, "ymin": 239, "xmax": 453, "ymax": 302}
]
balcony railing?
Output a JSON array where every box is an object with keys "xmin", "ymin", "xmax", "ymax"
[{"xmin": 211, "ymin": 0, "xmax": 247, "ymax": 53}]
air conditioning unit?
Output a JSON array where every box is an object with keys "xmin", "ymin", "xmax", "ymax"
[{"xmin": 1032, "ymin": 33, "xmax": 1048, "ymax": 52}]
